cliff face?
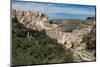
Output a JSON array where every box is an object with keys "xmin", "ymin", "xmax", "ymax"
[{"xmin": 12, "ymin": 9, "xmax": 96, "ymax": 62}]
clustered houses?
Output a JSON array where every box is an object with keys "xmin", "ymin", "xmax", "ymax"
[
  {"xmin": 12, "ymin": 10, "xmax": 96, "ymax": 61},
  {"xmin": 12, "ymin": 9, "xmax": 95, "ymax": 49},
  {"xmin": 12, "ymin": 9, "xmax": 48, "ymax": 30}
]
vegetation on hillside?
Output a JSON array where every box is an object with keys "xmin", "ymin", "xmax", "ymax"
[
  {"xmin": 82, "ymin": 25, "xmax": 96, "ymax": 56},
  {"xmin": 12, "ymin": 18, "xmax": 74, "ymax": 66}
]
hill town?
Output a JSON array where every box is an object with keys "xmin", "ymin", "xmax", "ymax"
[{"xmin": 12, "ymin": 9, "xmax": 96, "ymax": 64}]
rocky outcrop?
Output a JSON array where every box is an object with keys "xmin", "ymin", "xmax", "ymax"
[
  {"xmin": 12, "ymin": 9, "xmax": 96, "ymax": 62},
  {"xmin": 12, "ymin": 9, "xmax": 48, "ymax": 31}
]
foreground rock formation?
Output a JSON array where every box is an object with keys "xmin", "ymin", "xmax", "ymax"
[{"xmin": 12, "ymin": 9, "xmax": 96, "ymax": 62}]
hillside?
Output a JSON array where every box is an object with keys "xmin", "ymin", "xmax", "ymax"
[
  {"xmin": 12, "ymin": 9, "xmax": 96, "ymax": 66},
  {"xmin": 12, "ymin": 17, "xmax": 74, "ymax": 66}
]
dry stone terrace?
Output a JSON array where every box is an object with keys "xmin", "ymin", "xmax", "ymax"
[{"xmin": 12, "ymin": 9, "xmax": 96, "ymax": 62}]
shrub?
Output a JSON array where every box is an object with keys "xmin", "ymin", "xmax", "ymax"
[{"xmin": 12, "ymin": 18, "xmax": 74, "ymax": 66}]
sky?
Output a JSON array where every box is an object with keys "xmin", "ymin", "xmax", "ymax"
[{"xmin": 12, "ymin": 0, "xmax": 96, "ymax": 20}]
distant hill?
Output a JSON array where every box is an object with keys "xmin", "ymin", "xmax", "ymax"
[
  {"xmin": 49, "ymin": 19, "xmax": 83, "ymax": 32},
  {"xmin": 86, "ymin": 17, "xmax": 96, "ymax": 20},
  {"xmin": 49, "ymin": 19, "xmax": 83, "ymax": 25},
  {"xmin": 49, "ymin": 17, "xmax": 95, "ymax": 32},
  {"xmin": 83, "ymin": 17, "xmax": 96, "ymax": 26}
]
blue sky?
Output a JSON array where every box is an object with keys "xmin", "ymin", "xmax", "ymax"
[{"xmin": 12, "ymin": 0, "xmax": 96, "ymax": 20}]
